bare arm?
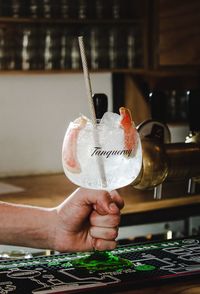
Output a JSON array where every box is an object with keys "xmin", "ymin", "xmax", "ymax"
[
  {"xmin": 0, "ymin": 201, "xmax": 54, "ymax": 249},
  {"xmin": 0, "ymin": 188, "xmax": 124, "ymax": 252}
]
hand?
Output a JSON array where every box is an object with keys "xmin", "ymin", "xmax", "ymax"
[{"xmin": 52, "ymin": 188, "xmax": 124, "ymax": 252}]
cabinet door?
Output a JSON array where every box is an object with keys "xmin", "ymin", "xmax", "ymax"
[{"xmin": 157, "ymin": 0, "xmax": 200, "ymax": 67}]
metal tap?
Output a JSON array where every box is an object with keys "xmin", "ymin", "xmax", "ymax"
[{"xmin": 132, "ymin": 120, "xmax": 200, "ymax": 198}]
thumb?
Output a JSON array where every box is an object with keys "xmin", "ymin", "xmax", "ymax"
[
  {"xmin": 71, "ymin": 188, "xmax": 119, "ymax": 216},
  {"xmin": 94, "ymin": 198, "xmax": 119, "ymax": 215}
]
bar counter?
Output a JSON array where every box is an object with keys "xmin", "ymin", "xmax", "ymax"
[
  {"xmin": 0, "ymin": 173, "xmax": 200, "ymax": 225},
  {"xmin": 112, "ymin": 280, "xmax": 200, "ymax": 294},
  {"xmin": 0, "ymin": 173, "xmax": 200, "ymax": 293}
]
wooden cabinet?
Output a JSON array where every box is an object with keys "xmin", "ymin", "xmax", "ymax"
[
  {"xmin": 129, "ymin": 0, "xmax": 200, "ymax": 126},
  {"xmin": 154, "ymin": 0, "xmax": 200, "ymax": 68}
]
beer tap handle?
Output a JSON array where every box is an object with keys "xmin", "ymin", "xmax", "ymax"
[{"xmin": 92, "ymin": 93, "xmax": 108, "ymax": 120}]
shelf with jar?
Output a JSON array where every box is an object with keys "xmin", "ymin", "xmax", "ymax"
[
  {"xmin": 0, "ymin": 0, "xmax": 144, "ymax": 21},
  {"xmin": 0, "ymin": 0, "xmax": 147, "ymax": 73}
]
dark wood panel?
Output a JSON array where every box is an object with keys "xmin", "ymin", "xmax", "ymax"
[
  {"xmin": 113, "ymin": 280, "xmax": 200, "ymax": 294},
  {"xmin": 158, "ymin": 0, "xmax": 200, "ymax": 66}
]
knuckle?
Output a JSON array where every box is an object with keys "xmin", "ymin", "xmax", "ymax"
[
  {"xmin": 112, "ymin": 228, "xmax": 119, "ymax": 239},
  {"xmin": 108, "ymin": 214, "xmax": 120, "ymax": 227},
  {"xmin": 107, "ymin": 228, "xmax": 118, "ymax": 240},
  {"xmin": 113, "ymin": 214, "xmax": 121, "ymax": 226},
  {"xmin": 89, "ymin": 226, "xmax": 95, "ymax": 238}
]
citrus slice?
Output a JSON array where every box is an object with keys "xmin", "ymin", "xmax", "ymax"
[{"xmin": 62, "ymin": 116, "xmax": 87, "ymax": 173}]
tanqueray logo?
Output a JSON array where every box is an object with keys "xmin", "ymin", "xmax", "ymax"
[{"xmin": 90, "ymin": 147, "xmax": 132, "ymax": 158}]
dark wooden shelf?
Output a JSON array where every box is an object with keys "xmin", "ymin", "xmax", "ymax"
[
  {"xmin": 0, "ymin": 16, "xmax": 144, "ymax": 25},
  {"xmin": 1, "ymin": 68, "xmax": 199, "ymax": 77},
  {"xmin": 0, "ymin": 68, "xmax": 145, "ymax": 75},
  {"xmin": 4, "ymin": 68, "xmax": 199, "ymax": 76}
]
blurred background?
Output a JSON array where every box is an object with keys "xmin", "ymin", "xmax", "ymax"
[
  {"xmin": 0, "ymin": 0, "xmax": 199, "ymax": 176},
  {"xmin": 0, "ymin": 0, "xmax": 200, "ymax": 254}
]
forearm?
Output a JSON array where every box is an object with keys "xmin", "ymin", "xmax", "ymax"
[{"xmin": 0, "ymin": 201, "xmax": 55, "ymax": 249}]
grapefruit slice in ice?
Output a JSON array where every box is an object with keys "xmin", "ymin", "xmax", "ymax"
[
  {"xmin": 62, "ymin": 116, "xmax": 87, "ymax": 173},
  {"xmin": 119, "ymin": 107, "xmax": 138, "ymax": 154}
]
